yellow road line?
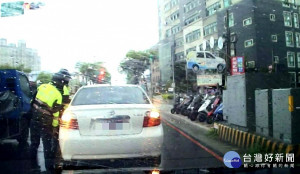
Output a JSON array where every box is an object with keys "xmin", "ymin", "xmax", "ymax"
[
  {"xmin": 242, "ymin": 132, "xmax": 247, "ymax": 149},
  {"xmin": 234, "ymin": 130, "xmax": 239, "ymax": 145},
  {"xmin": 271, "ymin": 142, "xmax": 277, "ymax": 153},
  {"xmin": 231, "ymin": 129, "xmax": 235, "ymax": 144},
  {"xmin": 246, "ymin": 133, "xmax": 251, "ymax": 149},
  {"xmin": 278, "ymin": 143, "xmax": 284, "ymax": 153},
  {"xmin": 286, "ymin": 145, "xmax": 293, "ymax": 153},
  {"xmin": 251, "ymin": 135, "xmax": 256, "ymax": 149}
]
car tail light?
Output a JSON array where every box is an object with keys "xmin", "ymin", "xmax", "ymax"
[
  {"xmin": 143, "ymin": 110, "xmax": 161, "ymax": 127},
  {"xmin": 60, "ymin": 111, "xmax": 79, "ymax": 129}
]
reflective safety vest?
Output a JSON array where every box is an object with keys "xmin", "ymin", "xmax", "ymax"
[
  {"xmin": 63, "ymin": 85, "xmax": 70, "ymax": 109},
  {"xmin": 63, "ymin": 85, "xmax": 70, "ymax": 96},
  {"xmin": 35, "ymin": 83, "xmax": 62, "ymax": 127}
]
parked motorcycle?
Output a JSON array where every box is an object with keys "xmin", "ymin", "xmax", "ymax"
[
  {"xmin": 197, "ymin": 94, "xmax": 218, "ymax": 122},
  {"xmin": 179, "ymin": 96, "xmax": 194, "ymax": 116},
  {"xmin": 205, "ymin": 96, "xmax": 222, "ymax": 124},
  {"xmin": 213, "ymin": 103, "xmax": 223, "ymax": 121},
  {"xmin": 175, "ymin": 95, "xmax": 191, "ymax": 114},
  {"xmin": 182, "ymin": 94, "xmax": 200, "ymax": 116},
  {"xmin": 171, "ymin": 95, "xmax": 183, "ymax": 114},
  {"xmin": 188, "ymin": 94, "xmax": 208, "ymax": 121}
]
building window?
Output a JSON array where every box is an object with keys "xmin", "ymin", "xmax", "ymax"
[
  {"xmin": 271, "ymin": 35, "xmax": 278, "ymax": 42},
  {"xmin": 186, "ymin": 47, "xmax": 196, "ymax": 55},
  {"xmin": 184, "ymin": 0, "xmax": 200, "ymax": 13},
  {"xmin": 243, "ymin": 17, "xmax": 252, "ymax": 26},
  {"xmin": 298, "ymin": 73, "xmax": 300, "ymax": 84},
  {"xmin": 175, "ymin": 37, "xmax": 183, "ymax": 47},
  {"xmin": 164, "ymin": 3, "xmax": 170, "ymax": 12},
  {"xmin": 283, "ymin": 11, "xmax": 292, "ymax": 27},
  {"xmin": 289, "ymin": 72, "xmax": 296, "ymax": 86},
  {"xmin": 164, "ymin": 0, "xmax": 179, "ymax": 12},
  {"xmin": 270, "ymin": 14, "xmax": 276, "ymax": 21},
  {"xmin": 297, "ymin": 53, "xmax": 300, "ymax": 68},
  {"xmin": 244, "ymin": 39, "xmax": 253, "ymax": 47},
  {"xmin": 170, "ymin": 0, "xmax": 179, "ymax": 8},
  {"xmin": 287, "ymin": 51, "xmax": 295, "ymax": 67},
  {"xmin": 285, "ymin": 31, "xmax": 294, "ymax": 47},
  {"xmin": 171, "ymin": 25, "xmax": 181, "ymax": 35},
  {"xmin": 282, "ymin": 1, "xmax": 291, "ymax": 8},
  {"xmin": 206, "ymin": 2, "xmax": 221, "ymax": 16},
  {"xmin": 185, "ymin": 29, "xmax": 201, "ymax": 43},
  {"xmin": 294, "ymin": 13, "xmax": 299, "ymax": 28},
  {"xmin": 296, "ymin": 32, "xmax": 300, "ymax": 47},
  {"xmin": 274, "ymin": 56, "xmax": 279, "ymax": 64},
  {"xmin": 165, "ymin": 29, "xmax": 171, "ymax": 38},
  {"xmin": 229, "ymin": 13, "xmax": 234, "ymax": 27},
  {"xmin": 175, "ymin": 52, "xmax": 184, "ymax": 61},
  {"xmin": 223, "ymin": 0, "xmax": 232, "ymax": 8},
  {"xmin": 184, "ymin": 13, "xmax": 201, "ymax": 26},
  {"xmin": 169, "ymin": 11, "xmax": 180, "ymax": 21},
  {"xmin": 204, "ymin": 22, "xmax": 217, "ymax": 36}
]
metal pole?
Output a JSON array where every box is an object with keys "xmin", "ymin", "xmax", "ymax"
[{"xmin": 172, "ymin": 54, "xmax": 175, "ymax": 104}]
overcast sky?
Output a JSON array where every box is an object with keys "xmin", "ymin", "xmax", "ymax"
[{"xmin": 0, "ymin": 0, "xmax": 159, "ymax": 83}]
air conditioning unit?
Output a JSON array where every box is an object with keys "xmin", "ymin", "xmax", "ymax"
[{"xmin": 246, "ymin": 61, "xmax": 255, "ymax": 68}]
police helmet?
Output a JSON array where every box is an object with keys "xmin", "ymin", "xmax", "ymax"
[{"xmin": 52, "ymin": 69, "xmax": 71, "ymax": 87}]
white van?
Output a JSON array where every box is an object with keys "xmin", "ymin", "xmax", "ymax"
[{"xmin": 186, "ymin": 51, "xmax": 226, "ymax": 73}]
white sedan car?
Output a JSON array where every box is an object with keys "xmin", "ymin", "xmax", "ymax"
[{"xmin": 59, "ymin": 84, "xmax": 163, "ymax": 167}]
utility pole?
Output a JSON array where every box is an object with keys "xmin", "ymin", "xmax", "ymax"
[{"xmin": 225, "ymin": 9, "xmax": 231, "ymax": 72}]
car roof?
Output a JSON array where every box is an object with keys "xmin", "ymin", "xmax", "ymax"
[{"xmin": 81, "ymin": 84, "xmax": 141, "ymax": 89}]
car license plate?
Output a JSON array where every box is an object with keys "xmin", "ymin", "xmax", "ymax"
[{"xmin": 89, "ymin": 115, "xmax": 130, "ymax": 130}]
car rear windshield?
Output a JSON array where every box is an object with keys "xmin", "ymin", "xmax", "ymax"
[{"xmin": 72, "ymin": 86, "xmax": 150, "ymax": 105}]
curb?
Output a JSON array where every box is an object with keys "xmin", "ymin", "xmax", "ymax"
[{"xmin": 215, "ymin": 123, "xmax": 300, "ymax": 156}]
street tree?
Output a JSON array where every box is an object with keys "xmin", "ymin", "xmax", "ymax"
[
  {"xmin": 36, "ymin": 72, "xmax": 52, "ymax": 84},
  {"xmin": 0, "ymin": 64, "xmax": 32, "ymax": 73},
  {"xmin": 75, "ymin": 61, "xmax": 111, "ymax": 84},
  {"xmin": 120, "ymin": 50, "xmax": 158, "ymax": 84}
]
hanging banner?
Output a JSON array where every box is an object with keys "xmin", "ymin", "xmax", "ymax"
[{"xmin": 231, "ymin": 56, "xmax": 245, "ymax": 75}]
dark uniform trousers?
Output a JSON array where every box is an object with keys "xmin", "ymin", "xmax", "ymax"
[{"xmin": 30, "ymin": 108, "xmax": 58, "ymax": 170}]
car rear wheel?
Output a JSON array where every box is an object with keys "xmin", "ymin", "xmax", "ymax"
[
  {"xmin": 192, "ymin": 65, "xmax": 199, "ymax": 72},
  {"xmin": 217, "ymin": 64, "xmax": 224, "ymax": 73}
]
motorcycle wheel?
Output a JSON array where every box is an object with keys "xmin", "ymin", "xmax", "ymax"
[
  {"xmin": 171, "ymin": 108, "xmax": 175, "ymax": 114},
  {"xmin": 206, "ymin": 116, "xmax": 214, "ymax": 124},
  {"xmin": 180, "ymin": 109, "xmax": 185, "ymax": 115},
  {"xmin": 198, "ymin": 112, "xmax": 207, "ymax": 122},
  {"xmin": 189, "ymin": 112, "xmax": 198, "ymax": 121},
  {"xmin": 216, "ymin": 114, "xmax": 223, "ymax": 121},
  {"xmin": 176, "ymin": 108, "xmax": 181, "ymax": 114}
]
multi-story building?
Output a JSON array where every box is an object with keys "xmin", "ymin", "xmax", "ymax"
[
  {"xmin": 0, "ymin": 38, "xmax": 41, "ymax": 71},
  {"xmin": 158, "ymin": 0, "xmax": 300, "ymax": 88},
  {"xmin": 151, "ymin": 58, "xmax": 161, "ymax": 92}
]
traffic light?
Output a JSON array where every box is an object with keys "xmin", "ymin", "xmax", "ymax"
[{"xmin": 98, "ymin": 68, "xmax": 106, "ymax": 83}]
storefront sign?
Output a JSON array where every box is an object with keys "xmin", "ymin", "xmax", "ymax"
[
  {"xmin": 197, "ymin": 74, "xmax": 222, "ymax": 86},
  {"xmin": 231, "ymin": 56, "xmax": 245, "ymax": 75}
]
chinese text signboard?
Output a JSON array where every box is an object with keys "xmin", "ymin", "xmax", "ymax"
[
  {"xmin": 231, "ymin": 56, "xmax": 245, "ymax": 75},
  {"xmin": 197, "ymin": 74, "xmax": 222, "ymax": 86}
]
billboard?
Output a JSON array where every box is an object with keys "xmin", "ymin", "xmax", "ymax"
[
  {"xmin": 197, "ymin": 74, "xmax": 222, "ymax": 86},
  {"xmin": 231, "ymin": 56, "xmax": 245, "ymax": 75}
]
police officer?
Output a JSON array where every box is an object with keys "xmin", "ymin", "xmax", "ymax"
[
  {"xmin": 30, "ymin": 70, "xmax": 69, "ymax": 171},
  {"xmin": 52, "ymin": 69, "xmax": 71, "ymax": 162}
]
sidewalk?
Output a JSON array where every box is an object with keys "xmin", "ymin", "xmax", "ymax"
[{"xmin": 153, "ymin": 95, "xmax": 244, "ymax": 157}]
